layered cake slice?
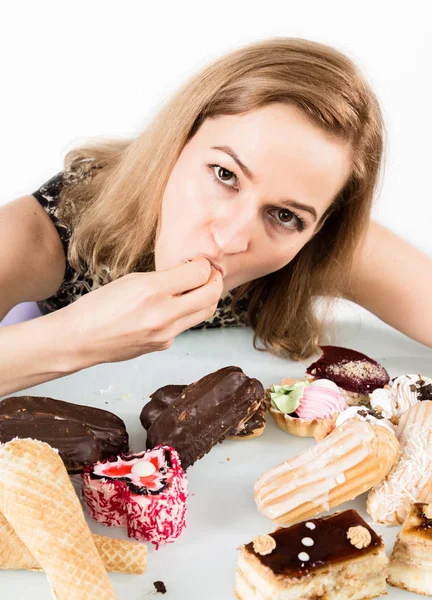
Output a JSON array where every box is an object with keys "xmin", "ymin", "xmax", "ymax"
[
  {"xmin": 388, "ymin": 502, "xmax": 432, "ymax": 596},
  {"xmin": 236, "ymin": 510, "xmax": 388, "ymax": 600}
]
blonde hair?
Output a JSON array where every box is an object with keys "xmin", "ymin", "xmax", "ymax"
[{"xmin": 59, "ymin": 37, "xmax": 384, "ymax": 360}]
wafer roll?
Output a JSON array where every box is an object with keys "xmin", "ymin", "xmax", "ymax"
[
  {"xmin": 0, "ymin": 512, "xmax": 146, "ymax": 573},
  {"xmin": 0, "ymin": 438, "xmax": 116, "ymax": 599},
  {"xmin": 255, "ymin": 418, "xmax": 399, "ymax": 526}
]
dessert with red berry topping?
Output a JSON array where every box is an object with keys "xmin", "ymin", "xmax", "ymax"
[{"xmin": 82, "ymin": 445, "xmax": 187, "ymax": 548}]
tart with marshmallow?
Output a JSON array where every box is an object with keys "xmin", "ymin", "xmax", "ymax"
[
  {"xmin": 266, "ymin": 377, "xmax": 347, "ymax": 440},
  {"xmin": 370, "ymin": 373, "xmax": 432, "ymax": 424}
]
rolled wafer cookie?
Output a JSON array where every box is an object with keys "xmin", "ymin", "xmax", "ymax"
[
  {"xmin": 367, "ymin": 400, "xmax": 432, "ymax": 525},
  {"xmin": 0, "ymin": 438, "xmax": 117, "ymax": 599},
  {"xmin": 0, "ymin": 512, "xmax": 147, "ymax": 574},
  {"xmin": 255, "ymin": 417, "xmax": 399, "ymax": 526}
]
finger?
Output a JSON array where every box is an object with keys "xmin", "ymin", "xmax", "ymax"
[
  {"xmin": 173, "ymin": 267, "xmax": 223, "ymax": 318},
  {"xmin": 170, "ymin": 302, "xmax": 221, "ymax": 336},
  {"xmin": 157, "ymin": 256, "xmax": 214, "ymax": 295}
]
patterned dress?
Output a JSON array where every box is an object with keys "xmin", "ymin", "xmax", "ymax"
[{"xmin": 32, "ymin": 162, "xmax": 251, "ymax": 330}]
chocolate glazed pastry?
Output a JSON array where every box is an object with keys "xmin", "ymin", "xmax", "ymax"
[
  {"xmin": 0, "ymin": 396, "xmax": 129, "ymax": 473},
  {"xmin": 145, "ymin": 366, "xmax": 265, "ymax": 469},
  {"xmin": 141, "ymin": 379, "xmax": 266, "ymax": 441}
]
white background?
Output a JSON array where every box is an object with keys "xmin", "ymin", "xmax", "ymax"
[
  {"xmin": 0, "ymin": 0, "xmax": 431, "ymax": 255},
  {"xmin": 1, "ymin": 3, "xmax": 432, "ymax": 599}
]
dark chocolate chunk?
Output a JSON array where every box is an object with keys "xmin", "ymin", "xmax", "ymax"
[
  {"xmin": 418, "ymin": 382, "xmax": 432, "ymax": 401},
  {"xmin": 145, "ymin": 367, "xmax": 265, "ymax": 469},
  {"xmin": 245, "ymin": 509, "xmax": 382, "ymax": 577},
  {"xmin": 153, "ymin": 581, "xmax": 167, "ymax": 594},
  {"xmin": 306, "ymin": 346, "xmax": 389, "ymax": 395},
  {"xmin": 0, "ymin": 396, "xmax": 129, "ymax": 473}
]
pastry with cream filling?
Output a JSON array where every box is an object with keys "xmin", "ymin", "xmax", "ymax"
[
  {"xmin": 367, "ymin": 400, "xmax": 432, "ymax": 525},
  {"xmin": 143, "ymin": 366, "xmax": 265, "ymax": 469},
  {"xmin": 82, "ymin": 445, "xmax": 187, "ymax": 547},
  {"xmin": 370, "ymin": 373, "xmax": 432, "ymax": 424},
  {"xmin": 388, "ymin": 502, "xmax": 432, "ymax": 596},
  {"xmin": 235, "ymin": 509, "xmax": 388, "ymax": 600},
  {"xmin": 266, "ymin": 377, "xmax": 347, "ymax": 440},
  {"xmin": 255, "ymin": 408, "xmax": 399, "ymax": 526}
]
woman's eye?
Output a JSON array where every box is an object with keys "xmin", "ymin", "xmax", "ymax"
[
  {"xmin": 269, "ymin": 208, "xmax": 305, "ymax": 232},
  {"xmin": 208, "ymin": 164, "xmax": 239, "ymax": 190}
]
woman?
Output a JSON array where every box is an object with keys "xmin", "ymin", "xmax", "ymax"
[{"xmin": 1, "ymin": 37, "xmax": 431, "ymax": 397}]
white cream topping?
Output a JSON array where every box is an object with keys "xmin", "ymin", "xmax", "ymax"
[
  {"xmin": 298, "ymin": 552, "xmax": 310, "ymax": 561},
  {"xmin": 310, "ymin": 379, "xmax": 339, "ymax": 391},
  {"xmin": 335, "ymin": 405, "xmax": 395, "ymax": 433},
  {"xmin": 305, "ymin": 522, "xmax": 316, "ymax": 530},
  {"xmin": 370, "ymin": 374, "xmax": 431, "ymax": 420},
  {"xmin": 131, "ymin": 460, "xmax": 156, "ymax": 477},
  {"xmin": 302, "ymin": 537, "xmax": 314, "ymax": 546}
]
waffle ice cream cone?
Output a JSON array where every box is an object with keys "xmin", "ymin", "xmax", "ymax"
[
  {"xmin": 0, "ymin": 512, "xmax": 146, "ymax": 574},
  {"xmin": 255, "ymin": 418, "xmax": 399, "ymax": 526},
  {"xmin": 367, "ymin": 400, "xmax": 432, "ymax": 525},
  {"xmin": 0, "ymin": 438, "xmax": 117, "ymax": 599}
]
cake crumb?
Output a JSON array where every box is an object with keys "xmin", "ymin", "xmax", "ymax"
[
  {"xmin": 153, "ymin": 581, "xmax": 167, "ymax": 594},
  {"xmin": 227, "ymin": 457, "xmax": 231, "ymax": 462}
]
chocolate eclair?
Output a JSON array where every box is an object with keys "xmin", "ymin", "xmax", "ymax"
[
  {"xmin": 140, "ymin": 378, "xmax": 266, "ymax": 441},
  {"xmin": 306, "ymin": 345, "xmax": 390, "ymax": 406},
  {"xmin": 0, "ymin": 396, "xmax": 129, "ymax": 473},
  {"xmin": 144, "ymin": 366, "xmax": 265, "ymax": 469}
]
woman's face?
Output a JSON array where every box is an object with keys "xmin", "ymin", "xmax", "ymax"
[{"xmin": 155, "ymin": 103, "xmax": 352, "ymax": 294}]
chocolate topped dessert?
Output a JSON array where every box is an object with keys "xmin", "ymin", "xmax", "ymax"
[
  {"xmin": 236, "ymin": 509, "xmax": 388, "ymax": 600},
  {"xmin": 389, "ymin": 502, "xmax": 432, "ymax": 595},
  {"xmin": 141, "ymin": 380, "xmax": 266, "ymax": 441},
  {"xmin": 0, "ymin": 396, "xmax": 129, "ymax": 472},
  {"xmin": 245, "ymin": 510, "xmax": 381, "ymax": 576},
  {"xmin": 306, "ymin": 345, "xmax": 389, "ymax": 396},
  {"xmin": 144, "ymin": 366, "xmax": 265, "ymax": 469}
]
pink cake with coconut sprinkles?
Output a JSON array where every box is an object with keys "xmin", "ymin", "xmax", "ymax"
[{"xmin": 81, "ymin": 445, "xmax": 187, "ymax": 547}]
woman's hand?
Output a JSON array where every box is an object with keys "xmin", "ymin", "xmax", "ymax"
[{"xmin": 61, "ymin": 256, "xmax": 223, "ymax": 367}]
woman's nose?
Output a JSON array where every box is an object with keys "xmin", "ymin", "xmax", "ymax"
[{"xmin": 209, "ymin": 202, "xmax": 255, "ymax": 254}]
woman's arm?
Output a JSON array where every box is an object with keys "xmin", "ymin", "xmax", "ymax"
[
  {"xmin": 343, "ymin": 220, "xmax": 432, "ymax": 348},
  {"xmin": 0, "ymin": 196, "xmax": 223, "ymax": 395},
  {"xmin": 0, "ymin": 195, "xmax": 66, "ymax": 319}
]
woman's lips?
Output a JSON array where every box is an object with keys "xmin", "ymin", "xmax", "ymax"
[
  {"xmin": 207, "ymin": 260, "xmax": 224, "ymax": 277},
  {"xmin": 186, "ymin": 255, "xmax": 225, "ymax": 277}
]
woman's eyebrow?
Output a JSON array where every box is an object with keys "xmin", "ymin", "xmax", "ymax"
[
  {"xmin": 211, "ymin": 145, "xmax": 255, "ymax": 182},
  {"xmin": 211, "ymin": 144, "xmax": 318, "ymax": 222}
]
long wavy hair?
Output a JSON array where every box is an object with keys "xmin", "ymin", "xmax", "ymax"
[{"xmin": 58, "ymin": 37, "xmax": 384, "ymax": 360}]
